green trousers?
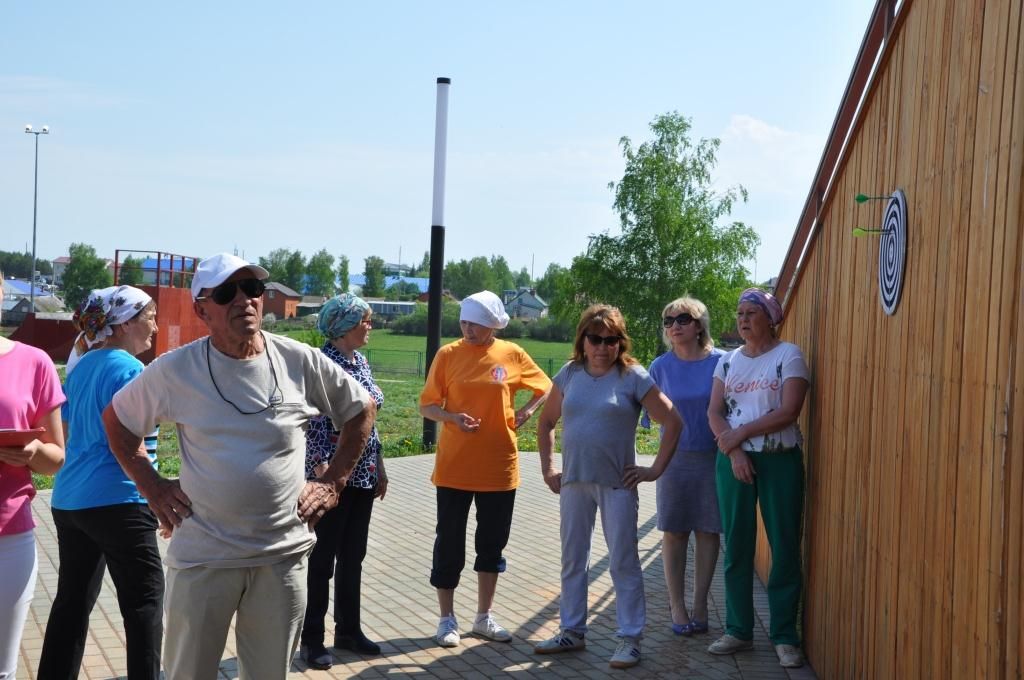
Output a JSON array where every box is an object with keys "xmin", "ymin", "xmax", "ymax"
[{"xmin": 715, "ymin": 447, "xmax": 804, "ymax": 645}]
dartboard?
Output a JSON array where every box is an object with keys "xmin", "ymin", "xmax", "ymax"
[{"xmin": 878, "ymin": 189, "xmax": 907, "ymax": 315}]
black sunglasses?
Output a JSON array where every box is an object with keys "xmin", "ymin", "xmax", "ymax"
[
  {"xmin": 198, "ymin": 278, "xmax": 266, "ymax": 305},
  {"xmin": 663, "ymin": 313, "xmax": 696, "ymax": 327},
  {"xmin": 584, "ymin": 333, "xmax": 621, "ymax": 347}
]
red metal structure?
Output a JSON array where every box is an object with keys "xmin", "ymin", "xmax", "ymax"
[{"xmin": 11, "ymin": 250, "xmax": 207, "ymax": 365}]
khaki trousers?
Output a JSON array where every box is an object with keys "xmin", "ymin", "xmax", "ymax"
[{"xmin": 163, "ymin": 552, "xmax": 307, "ymax": 680}]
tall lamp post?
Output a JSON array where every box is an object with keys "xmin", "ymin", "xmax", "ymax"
[{"xmin": 24, "ymin": 124, "xmax": 49, "ymax": 313}]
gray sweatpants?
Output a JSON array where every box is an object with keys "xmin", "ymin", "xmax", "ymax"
[
  {"xmin": 558, "ymin": 483, "xmax": 645, "ymax": 638},
  {"xmin": 163, "ymin": 552, "xmax": 307, "ymax": 680}
]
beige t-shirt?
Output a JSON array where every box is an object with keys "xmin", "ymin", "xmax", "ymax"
[{"xmin": 112, "ymin": 333, "xmax": 371, "ymax": 569}]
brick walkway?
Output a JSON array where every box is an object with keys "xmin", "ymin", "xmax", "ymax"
[{"xmin": 19, "ymin": 453, "xmax": 817, "ymax": 679}]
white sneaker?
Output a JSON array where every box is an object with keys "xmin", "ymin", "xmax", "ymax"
[
  {"xmin": 609, "ymin": 636, "xmax": 641, "ymax": 669},
  {"xmin": 775, "ymin": 644, "xmax": 804, "ymax": 668},
  {"xmin": 534, "ymin": 629, "xmax": 585, "ymax": 654},
  {"xmin": 435, "ymin": 616, "xmax": 460, "ymax": 647},
  {"xmin": 708, "ymin": 634, "xmax": 754, "ymax": 655},
  {"xmin": 472, "ymin": 614, "xmax": 513, "ymax": 642}
]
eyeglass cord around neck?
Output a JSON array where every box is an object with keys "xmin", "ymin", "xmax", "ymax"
[{"xmin": 206, "ymin": 332, "xmax": 283, "ymax": 415}]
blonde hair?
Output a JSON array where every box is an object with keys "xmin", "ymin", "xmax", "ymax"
[
  {"xmin": 571, "ymin": 304, "xmax": 638, "ymax": 371},
  {"xmin": 661, "ymin": 296, "xmax": 713, "ymax": 352}
]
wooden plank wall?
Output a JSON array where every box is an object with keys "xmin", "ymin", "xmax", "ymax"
[{"xmin": 768, "ymin": 0, "xmax": 1024, "ymax": 677}]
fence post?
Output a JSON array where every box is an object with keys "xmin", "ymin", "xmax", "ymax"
[{"xmin": 418, "ymin": 351, "xmax": 424, "ymax": 378}]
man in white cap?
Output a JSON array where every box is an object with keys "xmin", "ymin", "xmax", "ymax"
[{"xmin": 102, "ymin": 252, "xmax": 376, "ymax": 680}]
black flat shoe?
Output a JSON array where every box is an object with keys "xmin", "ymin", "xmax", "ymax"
[
  {"xmin": 300, "ymin": 643, "xmax": 333, "ymax": 670},
  {"xmin": 334, "ymin": 630, "xmax": 381, "ymax": 656}
]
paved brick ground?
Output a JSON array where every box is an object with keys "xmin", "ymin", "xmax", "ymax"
[{"xmin": 19, "ymin": 453, "xmax": 817, "ymax": 679}]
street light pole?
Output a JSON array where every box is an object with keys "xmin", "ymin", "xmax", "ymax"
[{"xmin": 24, "ymin": 124, "xmax": 49, "ymax": 313}]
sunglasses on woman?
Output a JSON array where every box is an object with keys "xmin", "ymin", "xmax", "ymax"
[
  {"xmin": 584, "ymin": 333, "xmax": 622, "ymax": 347},
  {"xmin": 663, "ymin": 313, "xmax": 695, "ymax": 327},
  {"xmin": 197, "ymin": 278, "xmax": 266, "ymax": 305}
]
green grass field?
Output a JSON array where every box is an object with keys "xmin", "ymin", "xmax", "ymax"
[{"xmin": 32, "ymin": 330, "xmax": 662, "ymax": 490}]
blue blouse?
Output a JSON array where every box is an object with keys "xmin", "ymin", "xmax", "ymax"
[
  {"xmin": 645, "ymin": 349, "xmax": 722, "ymax": 452},
  {"xmin": 304, "ymin": 343, "xmax": 384, "ymax": 488}
]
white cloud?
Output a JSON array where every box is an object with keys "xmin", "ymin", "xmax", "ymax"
[{"xmin": 714, "ymin": 114, "xmax": 825, "ymax": 278}]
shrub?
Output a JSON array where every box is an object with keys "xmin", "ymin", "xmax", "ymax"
[
  {"xmin": 527, "ymin": 317, "xmax": 574, "ymax": 342},
  {"xmin": 390, "ymin": 301, "xmax": 462, "ymax": 336},
  {"xmin": 497, "ymin": 318, "xmax": 527, "ymax": 338}
]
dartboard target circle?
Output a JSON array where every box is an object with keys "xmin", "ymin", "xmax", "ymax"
[{"xmin": 878, "ymin": 189, "xmax": 907, "ymax": 315}]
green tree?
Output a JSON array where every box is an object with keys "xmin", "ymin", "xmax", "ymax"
[
  {"xmin": 118, "ymin": 255, "xmax": 144, "ymax": 285},
  {"xmin": 305, "ymin": 249, "xmax": 335, "ymax": 297},
  {"xmin": 489, "ymin": 255, "xmax": 515, "ymax": 293},
  {"xmin": 258, "ymin": 248, "xmax": 292, "ymax": 283},
  {"xmin": 443, "ymin": 256, "xmax": 496, "ymax": 299},
  {"xmin": 0, "ymin": 251, "xmax": 51, "ymax": 279},
  {"xmin": 514, "ymin": 267, "xmax": 532, "ymax": 288},
  {"xmin": 283, "ymin": 251, "xmax": 306, "ymax": 292},
  {"xmin": 535, "ymin": 263, "xmax": 568, "ymax": 304},
  {"xmin": 559, "ymin": 112, "xmax": 759, "ymax": 363},
  {"xmin": 362, "ymin": 256, "xmax": 386, "ymax": 297},
  {"xmin": 62, "ymin": 243, "xmax": 114, "ymax": 309},
  {"xmin": 386, "ymin": 280, "xmax": 422, "ymax": 301},
  {"xmin": 412, "ymin": 251, "xmax": 431, "ymax": 277},
  {"xmin": 336, "ymin": 255, "xmax": 350, "ymax": 294}
]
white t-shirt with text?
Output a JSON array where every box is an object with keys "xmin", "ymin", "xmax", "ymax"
[{"xmin": 712, "ymin": 342, "xmax": 809, "ymax": 452}]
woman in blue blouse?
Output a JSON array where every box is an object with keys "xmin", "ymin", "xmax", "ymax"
[
  {"xmin": 300, "ymin": 294, "xmax": 388, "ymax": 670},
  {"xmin": 39, "ymin": 285, "xmax": 162, "ymax": 680},
  {"xmin": 647, "ymin": 297, "xmax": 723, "ymax": 637}
]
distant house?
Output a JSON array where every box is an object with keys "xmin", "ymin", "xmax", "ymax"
[
  {"xmin": 367, "ymin": 300, "xmax": 417, "ymax": 321},
  {"xmin": 2, "ymin": 279, "xmax": 65, "ymax": 314},
  {"xmin": 502, "ymin": 288, "xmax": 548, "ymax": 320},
  {"xmin": 263, "ymin": 282, "xmax": 302, "ymax": 320},
  {"xmin": 125, "ymin": 256, "xmax": 197, "ymax": 287},
  {"xmin": 52, "ymin": 255, "xmax": 115, "ymax": 286},
  {"xmin": 296, "ymin": 295, "xmax": 328, "ymax": 318},
  {"xmin": 1, "ymin": 298, "xmax": 31, "ymax": 325},
  {"xmin": 51, "ymin": 256, "xmax": 71, "ymax": 285},
  {"xmin": 349, "ymin": 274, "xmax": 429, "ymax": 297}
]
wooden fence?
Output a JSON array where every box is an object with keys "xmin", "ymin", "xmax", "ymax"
[{"xmin": 772, "ymin": 0, "xmax": 1023, "ymax": 677}]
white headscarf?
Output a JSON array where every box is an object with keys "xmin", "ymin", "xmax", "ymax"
[
  {"xmin": 69, "ymin": 285, "xmax": 152, "ymax": 368},
  {"xmin": 459, "ymin": 291, "xmax": 510, "ymax": 329}
]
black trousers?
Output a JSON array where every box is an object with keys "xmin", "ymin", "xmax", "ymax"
[
  {"xmin": 301, "ymin": 486, "xmax": 376, "ymax": 646},
  {"xmin": 430, "ymin": 486, "xmax": 516, "ymax": 590},
  {"xmin": 38, "ymin": 503, "xmax": 164, "ymax": 680}
]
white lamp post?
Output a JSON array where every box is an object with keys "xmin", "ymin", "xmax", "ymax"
[{"xmin": 24, "ymin": 124, "xmax": 50, "ymax": 312}]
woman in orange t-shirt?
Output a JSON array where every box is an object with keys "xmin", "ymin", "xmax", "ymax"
[{"xmin": 419, "ymin": 290, "xmax": 551, "ymax": 648}]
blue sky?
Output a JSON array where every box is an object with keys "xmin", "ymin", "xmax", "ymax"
[{"xmin": 1, "ymin": 1, "xmax": 874, "ymax": 282}]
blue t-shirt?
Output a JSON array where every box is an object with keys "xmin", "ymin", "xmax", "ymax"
[
  {"xmin": 645, "ymin": 349, "xmax": 722, "ymax": 452},
  {"xmin": 53, "ymin": 348, "xmax": 157, "ymax": 510}
]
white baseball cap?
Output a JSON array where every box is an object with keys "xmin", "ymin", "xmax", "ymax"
[{"xmin": 191, "ymin": 253, "xmax": 270, "ymax": 300}]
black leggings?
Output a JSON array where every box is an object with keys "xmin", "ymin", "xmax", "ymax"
[
  {"xmin": 39, "ymin": 504, "xmax": 164, "ymax": 680},
  {"xmin": 301, "ymin": 486, "xmax": 375, "ymax": 645},
  {"xmin": 430, "ymin": 486, "xmax": 516, "ymax": 589}
]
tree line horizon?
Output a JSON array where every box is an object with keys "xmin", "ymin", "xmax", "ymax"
[{"xmin": 7, "ymin": 112, "xmax": 761, "ymax": 364}]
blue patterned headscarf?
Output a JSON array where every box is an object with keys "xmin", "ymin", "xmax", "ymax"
[
  {"xmin": 318, "ymin": 293, "xmax": 371, "ymax": 339},
  {"xmin": 738, "ymin": 287, "xmax": 783, "ymax": 326}
]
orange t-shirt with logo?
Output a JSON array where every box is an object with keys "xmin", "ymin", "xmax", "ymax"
[{"xmin": 420, "ymin": 339, "xmax": 552, "ymax": 492}]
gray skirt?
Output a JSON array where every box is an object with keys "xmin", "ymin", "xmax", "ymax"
[{"xmin": 655, "ymin": 448, "xmax": 722, "ymax": 534}]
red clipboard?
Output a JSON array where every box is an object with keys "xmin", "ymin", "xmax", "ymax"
[{"xmin": 0, "ymin": 428, "xmax": 46, "ymax": 447}]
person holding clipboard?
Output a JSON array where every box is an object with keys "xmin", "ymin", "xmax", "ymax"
[{"xmin": 0, "ymin": 305, "xmax": 66, "ymax": 679}]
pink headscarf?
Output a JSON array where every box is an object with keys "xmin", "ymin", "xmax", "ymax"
[{"xmin": 739, "ymin": 288, "xmax": 783, "ymax": 326}]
